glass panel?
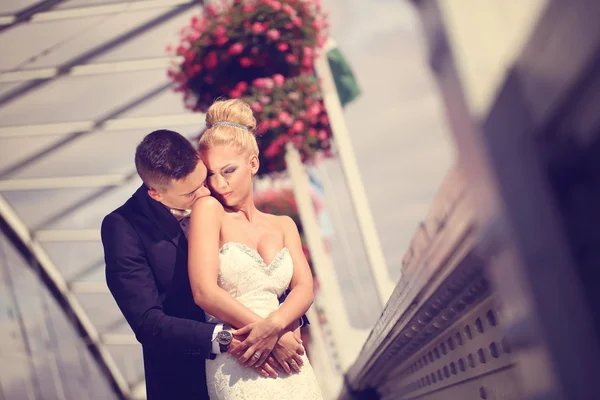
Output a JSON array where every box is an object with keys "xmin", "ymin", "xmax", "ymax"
[
  {"xmin": 2, "ymin": 188, "xmax": 100, "ymax": 229},
  {"xmin": 0, "ymin": 232, "xmax": 118, "ymax": 399},
  {"xmin": 0, "ymin": 134, "xmax": 70, "ymax": 174},
  {"xmin": 42, "ymin": 241, "xmax": 104, "ymax": 281},
  {"xmin": 0, "ymin": 7, "xmax": 173, "ymax": 71},
  {"xmin": 0, "ymin": 70, "xmax": 170, "ymax": 126}
]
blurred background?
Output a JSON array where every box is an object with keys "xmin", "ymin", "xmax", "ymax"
[{"xmin": 3, "ymin": 1, "xmax": 600, "ymax": 399}]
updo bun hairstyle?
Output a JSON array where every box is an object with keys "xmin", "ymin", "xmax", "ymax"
[{"xmin": 199, "ymin": 99, "xmax": 259, "ymax": 156}]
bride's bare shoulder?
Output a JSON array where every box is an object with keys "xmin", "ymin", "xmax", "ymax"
[{"xmin": 191, "ymin": 195, "xmax": 224, "ymax": 215}]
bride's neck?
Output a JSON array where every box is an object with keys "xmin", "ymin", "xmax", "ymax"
[{"xmin": 229, "ymin": 196, "xmax": 258, "ymax": 222}]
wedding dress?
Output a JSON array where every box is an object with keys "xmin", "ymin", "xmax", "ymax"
[{"xmin": 205, "ymin": 242, "xmax": 323, "ymax": 400}]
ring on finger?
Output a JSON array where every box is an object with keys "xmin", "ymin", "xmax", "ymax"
[{"xmin": 252, "ymin": 353, "xmax": 261, "ymax": 359}]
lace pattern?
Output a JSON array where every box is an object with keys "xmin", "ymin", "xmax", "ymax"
[{"xmin": 205, "ymin": 242, "xmax": 323, "ymax": 399}]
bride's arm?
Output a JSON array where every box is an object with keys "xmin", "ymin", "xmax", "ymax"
[
  {"xmin": 267, "ymin": 216, "xmax": 315, "ymax": 330},
  {"xmin": 188, "ymin": 196, "xmax": 263, "ymax": 329}
]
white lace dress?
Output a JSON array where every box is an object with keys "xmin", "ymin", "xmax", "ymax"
[{"xmin": 204, "ymin": 242, "xmax": 323, "ymax": 400}]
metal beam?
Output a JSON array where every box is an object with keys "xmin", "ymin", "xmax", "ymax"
[
  {"xmin": 36, "ymin": 230, "xmax": 100, "ymax": 242},
  {"xmin": 0, "ymin": 194, "xmax": 130, "ymax": 399},
  {"xmin": 0, "ymin": 175, "xmax": 126, "ymax": 191},
  {"xmin": 69, "ymin": 281, "xmax": 109, "ymax": 294},
  {"xmin": 0, "ymin": 113, "xmax": 201, "ymax": 138},
  {"xmin": 0, "ymin": 57, "xmax": 173, "ymax": 83},
  {"xmin": 33, "ymin": 0, "xmax": 193, "ymax": 22},
  {"xmin": 102, "ymin": 333, "xmax": 139, "ymax": 346}
]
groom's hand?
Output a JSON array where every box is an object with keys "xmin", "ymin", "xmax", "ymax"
[{"xmin": 272, "ymin": 331, "xmax": 305, "ymax": 374}]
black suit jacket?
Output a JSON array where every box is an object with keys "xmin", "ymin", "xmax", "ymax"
[{"xmin": 102, "ymin": 185, "xmax": 215, "ymax": 400}]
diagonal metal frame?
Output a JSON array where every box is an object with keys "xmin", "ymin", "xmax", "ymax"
[{"xmin": 0, "ymin": 194, "xmax": 130, "ymax": 399}]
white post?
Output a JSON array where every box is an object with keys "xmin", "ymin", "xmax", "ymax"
[
  {"xmin": 285, "ymin": 144, "xmax": 368, "ymax": 371},
  {"xmin": 304, "ymin": 306, "xmax": 343, "ymax": 400},
  {"xmin": 315, "ymin": 42, "xmax": 396, "ymax": 306}
]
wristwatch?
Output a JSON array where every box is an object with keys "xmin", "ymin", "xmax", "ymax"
[{"xmin": 216, "ymin": 324, "xmax": 233, "ymax": 353}]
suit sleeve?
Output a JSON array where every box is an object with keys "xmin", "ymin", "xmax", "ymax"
[
  {"xmin": 279, "ymin": 289, "xmax": 310, "ymax": 327},
  {"xmin": 102, "ymin": 212, "xmax": 216, "ymax": 358}
]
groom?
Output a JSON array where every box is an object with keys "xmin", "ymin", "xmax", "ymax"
[{"xmin": 102, "ymin": 129, "xmax": 306, "ymax": 400}]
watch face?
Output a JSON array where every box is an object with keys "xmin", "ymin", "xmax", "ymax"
[{"xmin": 217, "ymin": 330, "xmax": 233, "ymax": 345}]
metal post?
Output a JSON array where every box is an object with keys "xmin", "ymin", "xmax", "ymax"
[
  {"xmin": 315, "ymin": 44, "xmax": 396, "ymax": 307},
  {"xmin": 285, "ymin": 144, "xmax": 369, "ymax": 371}
]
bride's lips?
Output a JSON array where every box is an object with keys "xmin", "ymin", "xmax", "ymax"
[{"xmin": 220, "ymin": 191, "xmax": 233, "ymax": 199}]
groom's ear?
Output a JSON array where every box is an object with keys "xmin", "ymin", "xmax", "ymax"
[{"xmin": 147, "ymin": 187, "xmax": 162, "ymax": 202}]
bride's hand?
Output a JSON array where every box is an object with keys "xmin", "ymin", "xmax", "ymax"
[
  {"xmin": 233, "ymin": 317, "xmax": 286, "ymax": 367},
  {"xmin": 272, "ymin": 332, "xmax": 305, "ymax": 373}
]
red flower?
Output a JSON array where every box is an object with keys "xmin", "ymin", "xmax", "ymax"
[
  {"xmin": 267, "ymin": 29, "xmax": 281, "ymax": 41},
  {"xmin": 229, "ymin": 42, "xmax": 244, "ymax": 55},
  {"xmin": 273, "ymin": 74, "xmax": 285, "ymax": 86},
  {"xmin": 286, "ymin": 53, "xmax": 298, "ymax": 64},
  {"xmin": 205, "ymin": 51, "xmax": 218, "ymax": 69},
  {"xmin": 252, "ymin": 22, "xmax": 266, "ymax": 34},
  {"xmin": 239, "ymin": 57, "xmax": 253, "ymax": 67},
  {"xmin": 277, "ymin": 42, "xmax": 289, "ymax": 52}
]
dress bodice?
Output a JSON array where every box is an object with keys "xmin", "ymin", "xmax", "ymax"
[{"xmin": 204, "ymin": 242, "xmax": 293, "ymax": 323}]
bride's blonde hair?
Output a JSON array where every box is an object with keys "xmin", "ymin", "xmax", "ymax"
[{"xmin": 198, "ymin": 99, "xmax": 259, "ymax": 155}]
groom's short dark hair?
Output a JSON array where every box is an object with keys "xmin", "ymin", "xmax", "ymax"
[{"xmin": 135, "ymin": 129, "xmax": 200, "ymax": 191}]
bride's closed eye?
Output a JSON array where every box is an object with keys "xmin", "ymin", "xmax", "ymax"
[{"xmin": 224, "ymin": 167, "xmax": 237, "ymax": 174}]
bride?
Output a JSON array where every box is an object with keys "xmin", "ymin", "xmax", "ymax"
[{"xmin": 188, "ymin": 99, "xmax": 323, "ymax": 399}]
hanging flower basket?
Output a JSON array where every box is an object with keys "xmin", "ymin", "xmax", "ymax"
[
  {"xmin": 243, "ymin": 73, "xmax": 334, "ymax": 176},
  {"xmin": 168, "ymin": 0, "xmax": 329, "ymax": 112}
]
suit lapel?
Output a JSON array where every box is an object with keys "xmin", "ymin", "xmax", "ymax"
[{"xmin": 132, "ymin": 185, "xmax": 188, "ymax": 249}]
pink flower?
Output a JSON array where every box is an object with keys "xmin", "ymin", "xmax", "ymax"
[
  {"xmin": 303, "ymin": 47, "xmax": 314, "ymax": 57},
  {"xmin": 272, "ymin": 74, "xmax": 285, "ymax": 86},
  {"xmin": 309, "ymin": 103, "xmax": 321, "ymax": 116},
  {"xmin": 270, "ymin": 119, "xmax": 281, "ymax": 128},
  {"xmin": 308, "ymin": 128, "xmax": 317, "ymax": 137},
  {"xmin": 292, "ymin": 16, "xmax": 303, "ymax": 27},
  {"xmin": 257, "ymin": 120, "xmax": 270, "ymax": 133},
  {"xmin": 282, "ymin": 4, "xmax": 294, "ymax": 14},
  {"xmin": 288, "ymin": 92, "xmax": 300, "ymax": 101},
  {"xmin": 277, "ymin": 42, "xmax": 289, "ymax": 52},
  {"xmin": 239, "ymin": 57, "xmax": 253, "ymax": 67},
  {"xmin": 235, "ymin": 81, "xmax": 248, "ymax": 92},
  {"xmin": 271, "ymin": 1, "xmax": 282, "ymax": 11},
  {"xmin": 229, "ymin": 43, "xmax": 244, "ymax": 55},
  {"xmin": 229, "ymin": 89, "xmax": 242, "ymax": 98},
  {"xmin": 318, "ymin": 129, "xmax": 328, "ymax": 140},
  {"xmin": 263, "ymin": 78, "xmax": 274, "ymax": 89},
  {"xmin": 242, "ymin": 4, "xmax": 255, "ymax": 13},
  {"xmin": 216, "ymin": 36, "xmax": 229, "ymax": 46},
  {"xmin": 251, "ymin": 102, "xmax": 264, "ymax": 113},
  {"xmin": 312, "ymin": 19, "xmax": 322, "ymax": 30},
  {"xmin": 205, "ymin": 4, "xmax": 218, "ymax": 17},
  {"xmin": 319, "ymin": 114, "xmax": 329, "ymax": 125},
  {"xmin": 259, "ymin": 95, "xmax": 271, "ymax": 104},
  {"xmin": 302, "ymin": 58, "xmax": 313, "ymax": 68},
  {"xmin": 253, "ymin": 78, "xmax": 266, "ymax": 88},
  {"xmin": 292, "ymin": 120, "xmax": 305, "ymax": 133},
  {"xmin": 267, "ymin": 29, "xmax": 281, "ymax": 41},
  {"xmin": 204, "ymin": 51, "xmax": 218, "ymax": 69},
  {"xmin": 214, "ymin": 25, "xmax": 226, "ymax": 37},
  {"xmin": 278, "ymin": 111, "xmax": 292, "ymax": 125},
  {"xmin": 252, "ymin": 22, "xmax": 266, "ymax": 34},
  {"xmin": 286, "ymin": 53, "xmax": 298, "ymax": 64}
]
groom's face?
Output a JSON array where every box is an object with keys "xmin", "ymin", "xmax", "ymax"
[{"xmin": 148, "ymin": 161, "xmax": 210, "ymax": 210}]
